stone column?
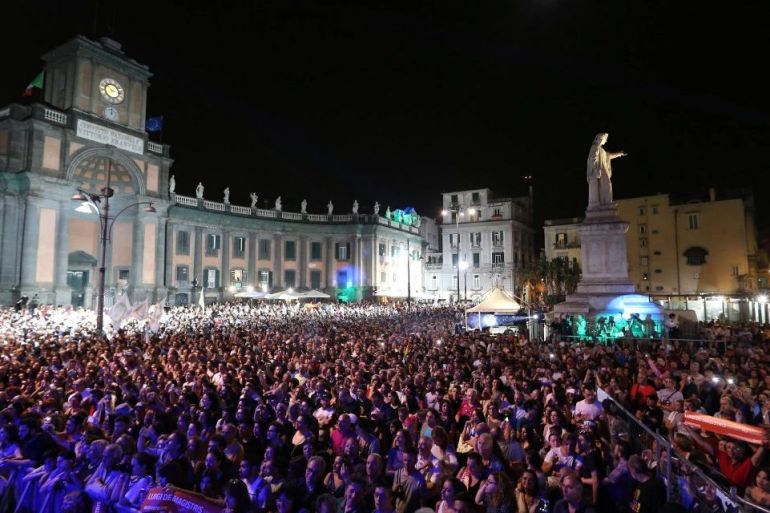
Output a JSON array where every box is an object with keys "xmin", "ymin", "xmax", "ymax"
[
  {"xmin": 273, "ymin": 233, "xmax": 282, "ymax": 287},
  {"xmin": 299, "ymin": 235, "xmax": 308, "ymax": 288},
  {"xmin": 193, "ymin": 226, "xmax": 203, "ymax": 286},
  {"xmin": 19, "ymin": 200, "xmax": 40, "ymax": 289},
  {"xmin": 131, "ymin": 217, "xmax": 145, "ymax": 296},
  {"xmin": 164, "ymin": 222, "xmax": 174, "ymax": 288},
  {"xmin": 351, "ymin": 237, "xmax": 358, "ymax": 286},
  {"xmin": 221, "ymin": 230, "xmax": 230, "ymax": 293},
  {"xmin": 372, "ymin": 236, "xmax": 378, "ymax": 288},
  {"xmin": 248, "ymin": 233, "xmax": 257, "ymax": 287},
  {"xmin": 325, "ymin": 236, "xmax": 334, "ymax": 288},
  {"xmin": 154, "ymin": 218, "xmax": 166, "ymax": 302},
  {"xmin": 54, "ymin": 204, "xmax": 70, "ymax": 305}
]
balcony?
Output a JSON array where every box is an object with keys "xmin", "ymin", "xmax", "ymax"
[
  {"xmin": 425, "ymin": 262, "xmax": 443, "ymax": 270},
  {"xmin": 492, "ymin": 239, "xmax": 504, "ymax": 248},
  {"xmin": 553, "ymin": 241, "xmax": 581, "ymax": 249}
]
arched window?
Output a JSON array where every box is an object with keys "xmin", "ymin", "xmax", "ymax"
[{"xmin": 683, "ymin": 246, "xmax": 708, "ymax": 266}]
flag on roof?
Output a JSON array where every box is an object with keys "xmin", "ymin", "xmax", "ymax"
[
  {"xmin": 145, "ymin": 115, "xmax": 163, "ymax": 132},
  {"xmin": 23, "ymin": 71, "xmax": 44, "ymax": 96}
]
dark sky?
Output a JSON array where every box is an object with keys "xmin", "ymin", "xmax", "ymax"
[{"xmin": 4, "ymin": 1, "xmax": 770, "ymax": 236}]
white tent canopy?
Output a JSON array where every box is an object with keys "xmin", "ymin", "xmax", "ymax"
[
  {"xmin": 234, "ymin": 290, "xmax": 266, "ymax": 299},
  {"xmin": 301, "ymin": 289, "xmax": 331, "ymax": 299},
  {"xmin": 466, "ymin": 287, "xmax": 522, "ymax": 314}
]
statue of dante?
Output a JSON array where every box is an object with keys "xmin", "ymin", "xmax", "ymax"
[
  {"xmin": 169, "ymin": 175, "xmax": 176, "ymax": 194},
  {"xmin": 373, "ymin": 201, "xmax": 380, "ymax": 215},
  {"xmin": 195, "ymin": 182, "xmax": 204, "ymax": 199},
  {"xmin": 587, "ymin": 132, "xmax": 626, "ymax": 209},
  {"xmin": 223, "ymin": 187, "xmax": 230, "ymax": 204},
  {"xmin": 250, "ymin": 193, "xmax": 258, "ymax": 209},
  {"xmin": 352, "ymin": 200, "xmax": 359, "ymax": 214},
  {"xmin": 275, "ymin": 196, "xmax": 282, "ymax": 211},
  {"xmin": 301, "ymin": 199, "xmax": 307, "ymax": 214},
  {"xmin": 327, "ymin": 201, "xmax": 334, "ymax": 215}
]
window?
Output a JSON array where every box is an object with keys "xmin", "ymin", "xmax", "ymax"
[
  {"xmin": 284, "ymin": 241, "xmax": 296, "ymax": 261},
  {"xmin": 492, "ymin": 208, "xmax": 502, "ymax": 218},
  {"xmin": 311, "ymin": 241, "xmax": 322, "ymax": 261},
  {"xmin": 452, "ymin": 254, "xmax": 459, "ymax": 267},
  {"xmin": 206, "ymin": 234, "xmax": 221, "ymax": 256},
  {"xmin": 233, "ymin": 237, "xmax": 246, "ymax": 258},
  {"xmin": 470, "ymin": 232, "xmax": 481, "ymax": 247},
  {"xmin": 639, "ymin": 224, "xmax": 647, "ymax": 234},
  {"xmin": 258, "ymin": 270, "xmax": 272, "ymax": 288},
  {"xmin": 284, "ymin": 270, "xmax": 296, "ymax": 288},
  {"xmin": 431, "ymin": 275, "xmax": 438, "ymax": 290},
  {"xmin": 451, "ymin": 212, "xmax": 457, "ymax": 223},
  {"xmin": 688, "ymin": 213, "xmax": 700, "ymax": 230},
  {"xmin": 638, "ymin": 207, "xmax": 646, "ymax": 216},
  {"xmin": 392, "ymin": 272, "xmax": 398, "ymax": 283},
  {"xmin": 555, "ymin": 232, "xmax": 567, "ymax": 248},
  {"xmin": 731, "ymin": 266, "xmax": 739, "ymax": 277},
  {"xmin": 639, "ymin": 238, "xmax": 647, "ymax": 248},
  {"xmin": 683, "ymin": 246, "xmax": 708, "ymax": 266},
  {"xmin": 652, "ymin": 206, "xmax": 659, "ymax": 214},
  {"xmin": 450, "ymin": 194, "xmax": 458, "ymax": 206},
  {"xmin": 655, "ymin": 286, "xmax": 664, "ymax": 291},
  {"xmin": 379, "ymin": 243, "xmax": 386, "ymax": 257},
  {"xmin": 381, "ymin": 272, "xmax": 387, "ymax": 283},
  {"xmin": 492, "ymin": 231, "xmax": 504, "ymax": 246},
  {"xmin": 176, "ymin": 265, "xmax": 189, "ymax": 283},
  {"xmin": 449, "ymin": 233, "xmax": 460, "ymax": 247},
  {"xmin": 473, "ymin": 274, "xmax": 480, "ymax": 289},
  {"xmin": 654, "ymin": 269, "xmax": 662, "ymax": 274},
  {"xmin": 492, "ymin": 252, "xmax": 504, "ymax": 265},
  {"xmin": 259, "ymin": 239, "xmax": 271, "ymax": 260},
  {"xmin": 473, "ymin": 253, "xmax": 480, "ymax": 268},
  {"xmin": 176, "ymin": 231, "xmax": 190, "ymax": 255},
  {"xmin": 310, "ymin": 270, "xmax": 322, "ymax": 289},
  {"xmin": 118, "ymin": 269, "xmax": 130, "ymax": 281},
  {"xmin": 231, "ymin": 269, "xmax": 246, "ymax": 288},
  {"xmin": 205, "ymin": 268, "xmax": 219, "ymax": 289},
  {"xmin": 654, "ymin": 250, "xmax": 662, "ymax": 256},
  {"xmin": 336, "ymin": 242, "xmax": 351, "ymax": 260},
  {"xmin": 640, "ymin": 256, "xmax": 649, "ymax": 266},
  {"xmin": 471, "ymin": 192, "xmax": 480, "ymax": 204},
  {"xmin": 652, "ymin": 229, "xmax": 659, "ymax": 234}
]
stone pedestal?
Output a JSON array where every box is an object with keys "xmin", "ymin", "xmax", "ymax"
[{"xmin": 553, "ymin": 204, "xmax": 664, "ymax": 339}]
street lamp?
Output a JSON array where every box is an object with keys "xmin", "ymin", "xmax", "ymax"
[
  {"xmin": 71, "ymin": 158, "xmax": 156, "ymax": 333},
  {"xmin": 442, "ymin": 204, "xmax": 472, "ymax": 303}
]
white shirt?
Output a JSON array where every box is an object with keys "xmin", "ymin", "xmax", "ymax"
[{"xmin": 574, "ymin": 399, "xmax": 602, "ymax": 421}]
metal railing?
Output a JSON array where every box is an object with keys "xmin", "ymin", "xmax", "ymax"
[
  {"xmin": 44, "ymin": 107, "xmax": 68, "ymax": 124},
  {"xmin": 147, "ymin": 141, "xmax": 164, "ymax": 154},
  {"xmin": 597, "ymin": 388, "xmax": 767, "ymax": 512}
]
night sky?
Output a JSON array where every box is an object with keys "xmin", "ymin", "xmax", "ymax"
[{"xmin": 3, "ymin": 1, "xmax": 770, "ymax": 239}]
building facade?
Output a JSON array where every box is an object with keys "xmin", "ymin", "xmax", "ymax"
[
  {"xmin": 543, "ymin": 191, "xmax": 762, "ymax": 320},
  {"xmin": 423, "ymin": 188, "xmax": 535, "ymax": 302},
  {"xmin": 0, "ymin": 36, "xmax": 423, "ymax": 307}
]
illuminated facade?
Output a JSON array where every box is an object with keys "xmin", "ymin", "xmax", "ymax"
[
  {"xmin": 424, "ymin": 188, "xmax": 535, "ymax": 301},
  {"xmin": 0, "ymin": 36, "xmax": 422, "ymax": 306}
]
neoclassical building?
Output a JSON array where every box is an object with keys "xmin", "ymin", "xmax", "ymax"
[{"xmin": 0, "ymin": 35, "xmax": 423, "ymax": 307}]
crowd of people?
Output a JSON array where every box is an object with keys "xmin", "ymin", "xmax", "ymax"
[{"xmin": 0, "ymin": 300, "xmax": 768, "ymax": 513}]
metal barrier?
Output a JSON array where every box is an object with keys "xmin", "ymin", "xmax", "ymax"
[{"xmin": 597, "ymin": 388, "xmax": 770, "ymax": 512}]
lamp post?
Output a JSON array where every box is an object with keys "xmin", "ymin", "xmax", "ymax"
[
  {"xmin": 442, "ymin": 204, "xmax": 474, "ymax": 303},
  {"xmin": 459, "ymin": 260, "xmax": 469, "ymax": 301},
  {"xmin": 71, "ymin": 158, "xmax": 156, "ymax": 332}
]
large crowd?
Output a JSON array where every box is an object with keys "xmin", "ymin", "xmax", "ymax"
[{"xmin": 0, "ymin": 301, "xmax": 769, "ymax": 513}]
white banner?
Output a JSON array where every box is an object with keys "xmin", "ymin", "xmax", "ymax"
[{"xmin": 76, "ymin": 119, "xmax": 144, "ymax": 155}]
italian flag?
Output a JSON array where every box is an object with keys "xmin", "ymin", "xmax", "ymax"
[{"xmin": 23, "ymin": 71, "xmax": 44, "ymax": 96}]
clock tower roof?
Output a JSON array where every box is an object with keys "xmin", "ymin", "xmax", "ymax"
[{"xmin": 42, "ymin": 35, "xmax": 153, "ymax": 81}]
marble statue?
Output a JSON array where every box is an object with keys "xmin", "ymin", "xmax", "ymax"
[
  {"xmin": 413, "ymin": 215, "xmax": 422, "ymax": 228},
  {"xmin": 587, "ymin": 132, "xmax": 627, "ymax": 209},
  {"xmin": 250, "ymin": 193, "xmax": 258, "ymax": 209},
  {"xmin": 327, "ymin": 201, "xmax": 334, "ymax": 215},
  {"xmin": 373, "ymin": 201, "xmax": 380, "ymax": 215},
  {"xmin": 385, "ymin": 206, "xmax": 391, "ymax": 219},
  {"xmin": 195, "ymin": 182, "xmax": 204, "ymax": 199},
  {"xmin": 301, "ymin": 199, "xmax": 307, "ymax": 214},
  {"xmin": 169, "ymin": 175, "xmax": 176, "ymax": 194},
  {"xmin": 223, "ymin": 187, "xmax": 230, "ymax": 204},
  {"xmin": 275, "ymin": 196, "xmax": 282, "ymax": 211},
  {"xmin": 352, "ymin": 200, "xmax": 359, "ymax": 214}
]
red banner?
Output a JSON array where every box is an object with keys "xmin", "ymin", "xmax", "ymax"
[
  {"xmin": 683, "ymin": 411, "xmax": 769, "ymax": 445},
  {"xmin": 141, "ymin": 487, "xmax": 224, "ymax": 513}
]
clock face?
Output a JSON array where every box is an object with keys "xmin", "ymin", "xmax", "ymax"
[
  {"xmin": 104, "ymin": 106, "xmax": 118, "ymax": 121},
  {"xmin": 99, "ymin": 78, "xmax": 125, "ymax": 104}
]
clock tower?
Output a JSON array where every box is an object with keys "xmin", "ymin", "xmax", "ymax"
[{"xmin": 41, "ymin": 35, "xmax": 151, "ymax": 130}]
